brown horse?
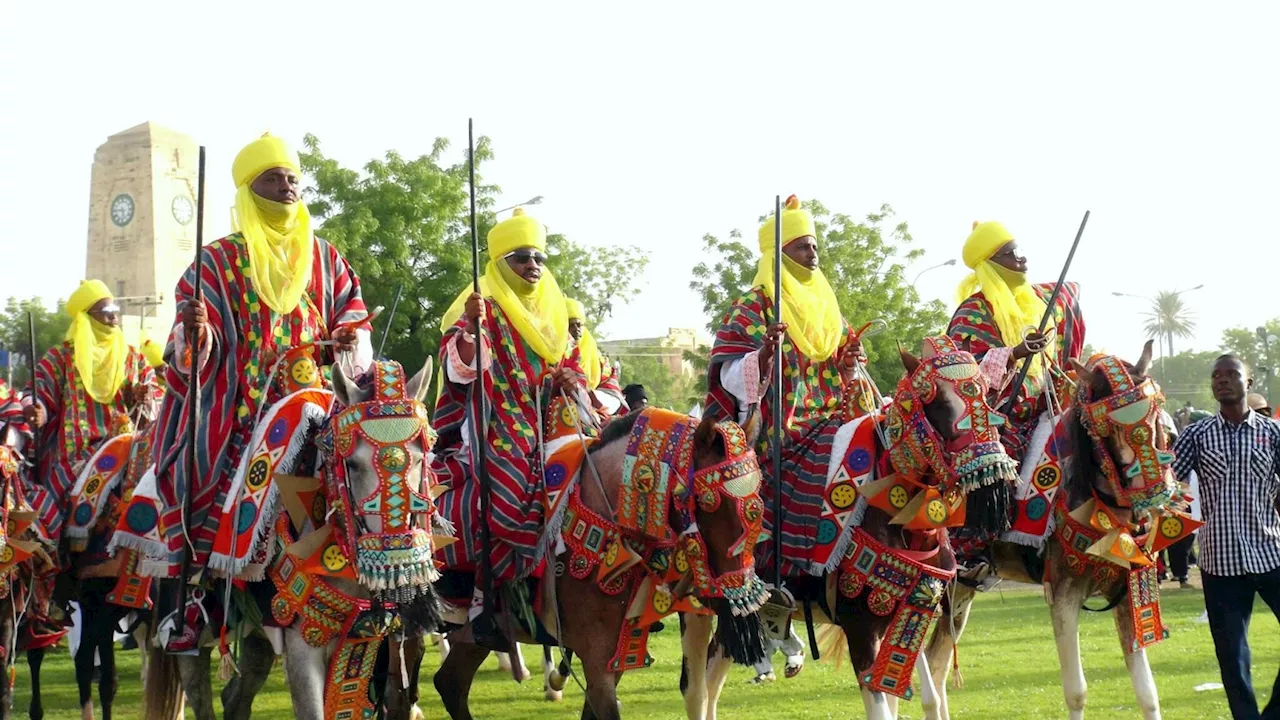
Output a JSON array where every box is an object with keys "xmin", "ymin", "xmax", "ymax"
[
  {"xmin": 429, "ymin": 406, "xmax": 770, "ymax": 720},
  {"xmin": 684, "ymin": 335, "xmax": 1020, "ymax": 720},
  {"xmin": 924, "ymin": 342, "xmax": 1177, "ymax": 720}
]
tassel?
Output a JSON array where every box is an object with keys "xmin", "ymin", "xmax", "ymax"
[
  {"xmin": 951, "ymin": 643, "xmax": 964, "ymax": 690},
  {"xmin": 965, "ymin": 481, "xmax": 1012, "ymax": 535},
  {"xmin": 714, "ymin": 604, "xmax": 766, "ymax": 666},
  {"xmin": 218, "ymin": 626, "xmax": 238, "ymax": 681}
]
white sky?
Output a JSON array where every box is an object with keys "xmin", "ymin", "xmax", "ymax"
[{"xmin": 2, "ymin": 2, "xmax": 1277, "ymax": 360}]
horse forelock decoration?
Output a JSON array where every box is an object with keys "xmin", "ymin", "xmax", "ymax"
[{"xmin": 320, "ymin": 360, "xmax": 442, "ymax": 603}]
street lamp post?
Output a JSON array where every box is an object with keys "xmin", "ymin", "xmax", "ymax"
[
  {"xmin": 1257, "ymin": 327, "xmax": 1278, "ymax": 401},
  {"xmin": 911, "ymin": 258, "xmax": 958, "ymax": 288},
  {"xmin": 494, "ymin": 195, "xmax": 543, "ymax": 216}
]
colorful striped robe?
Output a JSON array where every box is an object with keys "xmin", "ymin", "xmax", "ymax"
[
  {"xmin": 947, "ymin": 282, "xmax": 1084, "ymax": 464},
  {"xmin": 147, "ymin": 234, "xmax": 366, "ymax": 576},
  {"xmin": 32, "ymin": 342, "xmax": 153, "ymax": 538},
  {"xmin": 0, "ymin": 378, "xmax": 22, "ymax": 429},
  {"xmin": 432, "ymin": 300, "xmax": 558, "ymax": 582},
  {"xmin": 703, "ymin": 287, "xmax": 855, "ymax": 577}
]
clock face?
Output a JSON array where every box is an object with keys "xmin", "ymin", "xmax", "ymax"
[
  {"xmin": 110, "ymin": 194, "xmax": 134, "ymax": 227},
  {"xmin": 172, "ymin": 195, "xmax": 194, "ymax": 225}
]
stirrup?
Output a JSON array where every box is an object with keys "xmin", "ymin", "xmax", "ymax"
[{"xmin": 758, "ymin": 584, "xmax": 796, "ymax": 642}]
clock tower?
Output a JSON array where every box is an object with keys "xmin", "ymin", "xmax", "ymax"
[{"xmin": 85, "ymin": 122, "xmax": 202, "ymax": 348}]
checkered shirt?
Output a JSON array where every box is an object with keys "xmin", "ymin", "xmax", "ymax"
[{"xmin": 1172, "ymin": 410, "xmax": 1280, "ymax": 576}]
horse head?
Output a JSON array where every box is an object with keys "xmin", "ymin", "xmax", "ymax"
[
  {"xmin": 1067, "ymin": 341, "xmax": 1175, "ymax": 514},
  {"xmin": 887, "ymin": 335, "xmax": 1019, "ymax": 532},
  {"xmin": 326, "ymin": 358, "xmax": 446, "ymax": 620}
]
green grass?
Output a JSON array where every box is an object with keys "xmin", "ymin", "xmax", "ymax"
[{"xmin": 11, "ymin": 583, "xmax": 1276, "ymax": 719}]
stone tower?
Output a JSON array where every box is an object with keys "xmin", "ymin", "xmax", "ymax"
[{"xmin": 85, "ymin": 122, "xmax": 202, "ymax": 348}]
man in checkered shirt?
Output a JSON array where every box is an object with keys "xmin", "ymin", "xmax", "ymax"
[{"xmin": 1172, "ymin": 354, "xmax": 1280, "ymax": 720}]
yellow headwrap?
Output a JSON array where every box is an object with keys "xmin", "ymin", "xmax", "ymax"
[
  {"xmin": 439, "ymin": 209, "xmax": 569, "ymax": 363},
  {"xmin": 565, "ymin": 298, "xmax": 602, "ymax": 389},
  {"xmin": 753, "ymin": 195, "xmax": 842, "ymax": 362},
  {"xmin": 956, "ymin": 221, "xmax": 1048, "ymax": 378},
  {"xmin": 141, "ymin": 337, "xmax": 165, "ymax": 369},
  {"xmin": 65, "ymin": 280, "xmax": 127, "ymax": 404},
  {"xmin": 231, "ymin": 134, "xmax": 313, "ymax": 314}
]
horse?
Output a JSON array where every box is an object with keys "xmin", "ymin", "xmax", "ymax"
[
  {"xmin": 683, "ymin": 335, "xmax": 1021, "ymax": 720},
  {"xmin": 425, "ymin": 401, "xmax": 772, "ymax": 720},
  {"xmin": 923, "ymin": 342, "xmax": 1190, "ymax": 719}
]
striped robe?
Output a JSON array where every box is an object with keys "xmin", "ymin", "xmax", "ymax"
[
  {"xmin": 432, "ymin": 300, "xmax": 557, "ymax": 582},
  {"xmin": 567, "ymin": 345, "xmax": 624, "ymax": 416},
  {"xmin": 148, "ymin": 233, "xmax": 366, "ymax": 576},
  {"xmin": 0, "ymin": 379, "xmax": 22, "ymax": 429},
  {"xmin": 703, "ymin": 287, "xmax": 854, "ymax": 577},
  {"xmin": 947, "ymin": 282, "xmax": 1084, "ymax": 464},
  {"xmin": 31, "ymin": 342, "xmax": 153, "ymax": 538}
]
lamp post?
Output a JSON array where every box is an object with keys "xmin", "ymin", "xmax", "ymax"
[
  {"xmin": 494, "ymin": 195, "xmax": 543, "ymax": 216},
  {"xmin": 911, "ymin": 258, "xmax": 957, "ymax": 288},
  {"xmin": 1257, "ymin": 327, "xmax": 1278, "ymax": 401}
]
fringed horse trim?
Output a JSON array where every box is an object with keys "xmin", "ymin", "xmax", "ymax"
[{"xmin": 66, "ymin": 433, "xmax": 134, "ymax": 545}]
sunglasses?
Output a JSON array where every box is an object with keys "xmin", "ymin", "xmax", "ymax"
[{"xmin": 505, "ymin": 250, "xmax": 548, "ymax": 266}]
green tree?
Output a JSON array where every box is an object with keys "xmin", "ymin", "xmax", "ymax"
[
  {"xmin": 689, "ymin": 201, "xmax": 947, "ymax": 389},
  {"xmin": 613, "ymin": 353, "xmax": 697, "ymax": 411},
  {"xmin": 1142, "ymin": 290, "xmax": 1197, "ymax": 357},
  {"xmin": 1221, "ymin": 319, "xmax": 1280, "ymax": 400},
  {"xmin": 1149, "ymin": 350, "xmax": 1218, "ymax": 411},
  {"xmin": 0, "ymin": 297, "xmax": 71, "ymax": 386},
  {"xmin": 300, "ymin": 134, "xmax": 647, "ymax": 384}
]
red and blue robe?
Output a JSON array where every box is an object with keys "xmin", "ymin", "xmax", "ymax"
[
  {"xmin": 703, "ymin": 287, "xmax": 856, "ymax": 577},
  {"xmin": 947, "ymin": 282, "xmax": 1084, "ymax": 465},
  {"xmin": 31, "ymin": 342, "xmax": 152, "ymax": 538},
  {"xmin": 144, "ymin": 233, "xmax": 366, "ymax": 577},
  {"xmin": 432, "ymin": 299, "xmax": 560, "ymax": 582}
]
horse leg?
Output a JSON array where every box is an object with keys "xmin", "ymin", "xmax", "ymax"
[
  {"xmin": 0, "ymin": 607, "xmax": 13, "ymax": 720},
  {"xmin": 915, "ymin": 651, "xmax": 943, "ymax": 720},
  {"xmin": 577, "ymin": 662, "xmax": 621, "ymax": 720},
  {"xmin": 924, "ymin": 583, "xmax": 976, "ymax": 720},
  {"xmin": 1112, "ymin": 598, "xmax": 1162, "ymax": 720},
  {"xmin": 385, "ymin": 634, "xmax": 426, "ymax": 720},
  {"xmin": 433, "ymin": 639, "xmax": 489, "ymax": 720},
  {"xmin": 501, "ymin": 646, "xmax": 530, "ymax": 683},
  {"xmin": 283, "ymin": 627, "xmax": 328, "ymax": 720},
  {"xmin": 28, "ymin": 647, "xmax": 45, "ymax": 720},
  {"xmin": 679, "ymin": 613, "xmax": 712, "ymax": 720},
  {"xmin": 541, "ymin": 645, "xmax": 562, "ymax": 702},
  {"xmin": 859, "ymin": 688, "xmax": 896, "ymax": 720},
  {"xmin": 704, "ymin": 639, "xmax": 733, "ymax": 720},
  {"xmin": 438, "ymin": 634, "xmax": 450, "ymax": 662},
  {"xmin": 95, "ymin": 611, "xmax": 119, "ymax": 720},
  {"xmin": 175, "ymin": 647, "xmax": 216, "ymax": 720},
  {"xmin": 221, "ymin": 632, "xmax": 276, "ymax": 720},
  {"xmin": 1050, "ymin": 576, "xmax": 1091, "ymax": 720},
  {"xmin": 73, "ymin": 599, "xmax": 100, "ymax": 720}
]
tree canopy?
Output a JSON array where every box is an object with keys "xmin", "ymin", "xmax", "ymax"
[
  {"xmin": 300, "ymin": 134, "xmax": 647, "ymax": 381},
  {"xmin": 1142, "ymin": 290, "xmax": 1198, "ymax": 357},
  {"xmin": 688, "ymin": 201, "xmax": 948, "ymax": 391},
  {"xmin": 0, "ymin": 296, "xmax": 70, "ymax": 387}
]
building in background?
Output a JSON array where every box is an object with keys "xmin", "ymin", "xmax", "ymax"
[
  {"xmin": 598, "ymin": 327, "xmax": 711, "ymax": 377},
  {"xmin": 85, "ymin": 122, "xmax": 204, "ymax": 348}
]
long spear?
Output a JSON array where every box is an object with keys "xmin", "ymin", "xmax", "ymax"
[
  {"xmin": 176, "ymin": 145, "xmax": 207, "ymax": 636},
  {"xmin": 465, "ymin": 120, "xmax": 500, "ymax": 644},
  {"xmin": 1000, "ymin": 210, "xmax": 1090, "ymax": 416},
  {"xmin": 376, "ymin": 285, "xmax": 404, "ymax": 358},
  {"xmin": 26, "ymin": 311, "xmax": 41, "ymax": 480},
  {"xmin": 771, "ymin": 195, "xmax": 784, "ymax": 591}
]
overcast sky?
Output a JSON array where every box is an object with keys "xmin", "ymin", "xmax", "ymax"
[{"xmin": 3, "ymin": 2, "xmax": 1276, "ymax": 360}]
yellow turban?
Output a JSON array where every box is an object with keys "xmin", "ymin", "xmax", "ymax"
[
  {"xmin": 440, "ymin": 209, "xmax": 568, "ymax": 363},
  {"xmin": 65, "ymin": 280, "xmax": 127, "ymax": 404},
  {"xmin": 565, "ymin": 298, "xmax": 602, "ymax": 389},
  {"xmin": 141, "ymin": 338, "xmax": 165, "ymax": 369},
  {"xmin": 231, "ymin": 133, "xmax": 313, "ymax": 314},
  {"xmin": 956, "ymin": 220, "xmax": 1048, "ymax": 378},
  {"xmin": 753, "ymin": 196, "xmax": 842, "ymax": 362}
]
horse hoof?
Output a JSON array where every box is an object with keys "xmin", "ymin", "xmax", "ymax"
[
  {"xmin": 548, "ymin": 671, "xmax": 567, "ymax": 692},
  {"xmin": 410, "ymin": 704, "xmax": 426, "ymax": 720},
  {"xmin": 545, "ymin": 689, "xmax": 563, "ymax": 702}
]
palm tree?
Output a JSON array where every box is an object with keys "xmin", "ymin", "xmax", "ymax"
[{"xmin": 1142, "ymin": 290, "xmax": 1197, "ymax": 357}]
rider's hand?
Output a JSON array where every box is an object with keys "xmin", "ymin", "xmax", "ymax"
[
  {"xmin": 333, "ymin": 326, "xmax": 358, "ymax": 353},
  {"xmin": 464, "ymin": 293, "xmax": 485, "ymax": 325},
  {"xmin": 183, "ymin": 300, "xmax": 208, "ymax": 340},
  {"xmin": 551, "ymin": 366, "xmax": 579, "ymax": 391},
  {"xmin": 1013, "ymin": 332, "xmax": 1048, "ymax": 360},
  {"xmin": 757, "ymin": 323, "xmax": 787, "ymax": 382},
  {"xmin": 839, "ymin": 338, "xmax": 867, "ymax": 369},
  {"xmin": 128, "ymin": 383, "xmax": 150, "ymax": 406},
  {"xmin": 23, "ymin": 404, "xmax": 45, "ymax": 429}
]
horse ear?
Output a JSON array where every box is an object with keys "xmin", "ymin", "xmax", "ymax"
[
  {"xmin": 407, "ymin": 357, "xmax": 434, "ymax": 405},
  {"xmin": 740, "ymin": 405, "xmax": 763, "ymax": 449},
  {"xmin": 1069, "ymin": 357, "xmax": 1094, "ymax": 386},
  {"xmin": 900, "ymin": 349, "xmax": 922, "ymax": 375},
  {"xmin": 1135, "ymin": 340, "xmax": 1154, "ymax": 377},
  {"xmin": 693, "ymin": 413, "xmax": 722, "ymax": 455},
  {"xmin": 332, "ymin": 362, "xmax": 362, "ymax": 408},
  {"xmin": 958, "ymin": 337, "xmax": 973, "ymax": 355}
]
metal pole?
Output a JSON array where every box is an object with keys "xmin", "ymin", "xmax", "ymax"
[
  {"xmin": 376, "ymin": 285, "xmax": 404, "ymax": 359},
  {"xmin": 176, "ymin": 145, "xmax": 207, "ymax": 636},
  {"xmin": 771, "ymin": 195, "xmax": 784, "ymax": 590},
  {"xmin": 26, "ymin": 311, "xmax": 41, "ymax": 480}
]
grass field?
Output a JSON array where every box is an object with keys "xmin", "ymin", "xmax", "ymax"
[{"xmin": 10, "ymin": 581, "xmax": 1276, "ymax": 719}]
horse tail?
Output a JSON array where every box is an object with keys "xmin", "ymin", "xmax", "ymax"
[{"xmin": 142, "ymin": 644, "xmax": 184, "ymax": 720}]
